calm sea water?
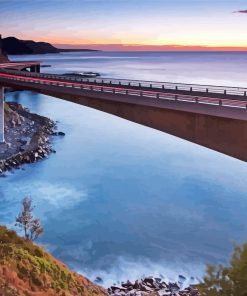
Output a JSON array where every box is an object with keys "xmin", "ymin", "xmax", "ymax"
[{"xmin": 1, "ymin": 52, "xmax": 247, "ymax": 286}]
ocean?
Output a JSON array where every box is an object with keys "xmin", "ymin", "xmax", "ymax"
[{"xmin": 1, "ymin": 51, "xmax": 247, "ymax": 286}]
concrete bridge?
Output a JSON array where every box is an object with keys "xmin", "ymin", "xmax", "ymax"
[
  {"xmin": 1, "ymin": 65, "xmax": 247, "ymax": 162},
  {"xmin": 0, "ymin": 61, "xmax": 41, "ymax": 72}
]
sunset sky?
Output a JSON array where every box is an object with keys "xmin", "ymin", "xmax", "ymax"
[{"xmin": 1, "ymin": 0, "xmax": 247, "ymax": 50}]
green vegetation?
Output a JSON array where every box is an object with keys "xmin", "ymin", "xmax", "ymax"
[
  {"xmin": 0, "ymin": 225, "xmax": 106, "ymax": 296},
  {"xmin": 198, "ymin": 244, "xmax": 247, "ymax": 296},
  {"xmin": 4, "ymin": 102, "xmax": 11, "ymax": 112}
]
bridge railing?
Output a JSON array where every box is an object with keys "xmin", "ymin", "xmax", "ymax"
[
  {"xmin": 1, "ymin": 68, "xmax": 247, "ymax": 97},
  {"xmin": 1, "ymin": 71, "xmax": 247, "ymax": 110}
]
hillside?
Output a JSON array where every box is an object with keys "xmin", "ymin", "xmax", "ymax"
[
  {"xmin": 0, "ymin": 51, "xmax": 9, "ymax": 62},
  {"xmin": 0, "ymin": 225, "xmax": 107, "ymax": 296},
  {"xmin": 2, "ymin": 37, "xmax": 99, "ymax": 55},
  {"xmin": 2, "ymin": 37, "xmax": 59, "ymax": 55},
  {"xmin": 0, "ymin": 53, "xmax": 9, "ymax": 62}
]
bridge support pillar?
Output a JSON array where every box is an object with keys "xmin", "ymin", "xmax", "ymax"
[
  {"xmin": 30, "ymin": 65, "xmax": 36, "ymax": 72},
  {"xmin": 30, "ymin": 65, "xmax": 40, "ymax": 73},
  {"xmin": 0, "ymin": 86, "xmax": 5, "ymax": 143}
]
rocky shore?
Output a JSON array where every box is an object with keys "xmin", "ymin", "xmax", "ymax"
[
  {"xmin": 107, "ymin": 277, "xmax": 200, "ymax": 296},
  {"xmin": 0, "ymin": 102, "xmax": 64, "ymax": 174}
]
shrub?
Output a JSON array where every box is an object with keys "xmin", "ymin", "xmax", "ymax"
[{"xmin": 198, "ymin": 244, "xmax": 247, "ymax": 296}]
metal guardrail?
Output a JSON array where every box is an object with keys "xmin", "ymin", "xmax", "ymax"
[
  {"xmin": 1, "ymin": 68, "xmax": 247, "ymax": 97},
  {"xmin": 1, "ymin": 72, "xmax": 247, "ymax": 110}
]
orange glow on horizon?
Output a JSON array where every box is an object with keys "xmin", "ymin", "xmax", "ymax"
[{"xmin": 33, "ymin": 36, "xmax": 247, "ymax": 49}]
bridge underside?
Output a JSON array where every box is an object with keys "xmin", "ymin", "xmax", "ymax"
[
  {"xmin": 0, "ymin": 62, "xmax": 40, "ymax": 73},
  {"xmin": 51, "ymin": 92, "xmax": 247, "ymax": 162},
  {"xmin": 1, "ymin": 79, "xmax": 247, "ymax": 162}
]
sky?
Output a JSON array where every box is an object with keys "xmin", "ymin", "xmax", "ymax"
[{"xmin": 1, "ymin": 0, "xmax": 247, "ymax": 50}]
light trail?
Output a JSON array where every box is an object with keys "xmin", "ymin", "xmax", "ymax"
[{"xmin": 0, "ymin": 72, "xmax": 247, "ymax": 109}]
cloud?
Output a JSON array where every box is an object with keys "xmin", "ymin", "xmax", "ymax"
[{"xmin": 234, "ymin": 9, "xmax": 247, "ymax": 14}]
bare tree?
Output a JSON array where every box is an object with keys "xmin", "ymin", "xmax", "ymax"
[{"xmin": 15, "ymin": 197, "xmax": 44, "ymax": 241}]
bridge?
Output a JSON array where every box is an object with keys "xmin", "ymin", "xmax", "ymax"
[{"xmin": 0, "ymin": 63, "xmax": 247, "ymax": 162}]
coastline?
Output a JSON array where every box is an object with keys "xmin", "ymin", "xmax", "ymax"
[
  {"xmin": 107, "ymin": 277, "xmax": 200, "ymax": 296},
  {"xmin": 0, "ymin": 101, "xmax": 64, "ymax": 174},
  {"xmin": 0, "ymin": 224, "xmax": 201, "ymax": 296},
  {"xmin": 1, "ymin": 51, "xmax": 245, "ymax": 296}
]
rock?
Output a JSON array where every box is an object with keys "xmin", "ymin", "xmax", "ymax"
[
  {"xmin": 158, "ymin": 289, "xmax": 172, "ymax": 296},
  {"xmin": 124, "ymin": 289, "xmax": 133, "ymax": 295},
  {"xmin": 188, "ymin": 287, "xmax": 200, "ymax": 296},
  {"xmin": 10, "ymin": 120, "xmax": 16, "ymax": 128},
  {"xmin": 168, "ymin": 283, "xmax": 180, "ymax": 292},
  {"xmin": 140, "ymin": 284, "xmax": 153, "ymax": 292},
  {"xmin": 94, "ymin": 277, "xmax": 103, "ymax": 284},
  {"xmin": 19, "ymin": 147, "xmax": 25, "ymax": 152},
  {"xmin": 160, "ymin": 282, "xmax": 168, "ymax": 289},
  {"xmin": 143, "ymin": 276, "xmax": 155, "ymax": 285},
  {"xmin": 111, "ymin": 286, "xmax": 127, "ymax": 292},
  {"xmin": 107, "ymin": 276, "xmax": 200, "ymax": 296},
  {"xmin": 16, "ymin": 115, "xmax": 24, "ymax": 125},
  {"xmin": 19, "ymin": 136, "xmax": 29, "ymax": 145},
  {"xmin": 178, "ymin": 275, "xmax": 186, "ymax": 282},
  {"xmin": 24, "ymin": 155, "xmax": 30, "ymax": 163},
  {"xmin": 122, "ymin": 280, "xmax": 134, "ymax": 289}
]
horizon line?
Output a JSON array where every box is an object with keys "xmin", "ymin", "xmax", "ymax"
[{"xmin": 54, "ymin": 43, "xmax": 247, "ymax": 52}]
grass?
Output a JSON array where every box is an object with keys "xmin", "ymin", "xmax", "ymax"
[{"xmin": 0, "ymin": 225, "xmax": 106, "ymax": 296}]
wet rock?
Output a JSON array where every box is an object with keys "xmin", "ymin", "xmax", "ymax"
[
  {"xmin": 168, "ymin": 283, "xmax": 180, "ymax": 292},
  {"xmin": 108, "ymin": 276, "xmax": 200, "ymax": 296},
  {"xmin": 0, "ymin": 103, "xmax": 58, "ymax": 174},
  {"xmin": 158, "ymin": 289, "xmax": 172, "ymax": 296},
  {"xmin": 10, "ymin": 120, "xmax": 16, "ymax": 128},
  {"xmin": 122, "ymin": 280, "xmax": 134, "ymax": 289},
  {"xmin": 133, "ymin": 280, "xmax": 142, "ymax": 290},
  {"xmin": 111, "ymin": 286, "xmax": 127, "ymax": 292},
  {"xmin": 19, "ymin": 136, "xmax": 29, "ymax": 145},
  {"xmin": 94, "ymin": 277, "xmax": 103, "ymax": 284},
  {"xmin": 178, "ymin": 275, "xmax": 186, "ymax": 282}
]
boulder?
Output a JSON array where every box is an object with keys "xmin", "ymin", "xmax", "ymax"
[
  {"xmin": 158, "ymin": 290, "xmax": 172, "ymax": 296},
  {"xmin": 168, "ymin": 282, "xmax": 180, "ymax": 292},
  {"xmin": 178, "ymin": 275, "xmax": 186, "ymax": 282},
  {"xmin": 19, "ymin": 137, "xmax": 29, "ymax": 145},
  {"xmin": 94, "ymin": 277, "xmax": 103, "ymax": 284}
]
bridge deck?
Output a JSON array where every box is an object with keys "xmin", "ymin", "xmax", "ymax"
[
  {"xmin": 0, "ymin": 62, "xmax": 41, "ymax": 72},
  {"xmin": 0, "ymin": 70, "xmax": 247, "ymax": 121},
  {"xmin": 1, "ymin": 67, "xmax": 247, "ymax": 100},
  {"xmin": 1, "ymin": 68, "xmax": 247, "ymax": 162}
]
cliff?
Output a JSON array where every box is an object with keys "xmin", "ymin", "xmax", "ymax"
[
  {"xmin": 0, "ymin": 225, "xmax": 107, "ymax": 296},
  {"xmin": 0, "ymin": 51, "xmax": 9, "ymax": 62},
  {"xmin": 2, "ymin": 37, "xmax": 99, "ymax": 55},
  {"xmin": 2, "ymin": 37, "xmax": 59, "ymax": 55}
]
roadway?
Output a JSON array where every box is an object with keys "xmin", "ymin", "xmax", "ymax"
[
  {"xmin": 2, "ymin": 67, "xmax": 247, "ymax": 100},
  {"xmin": 0, "ymin": 70, "xmax": 247, "ymax": 120},
  {"xmin": 1, "ymin": 68, "xmax": 247, "ymax": 162}
]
